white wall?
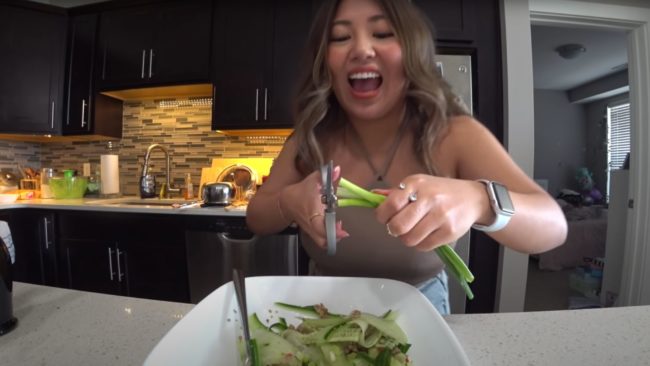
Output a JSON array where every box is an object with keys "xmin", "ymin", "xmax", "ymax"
[
  {"xmin": 497, "ymin": 0, "xmax": 535, "ymax": 313},
  {"xmin": 534, "ymin": 89, "xmax": 587, "ymax": 196}
]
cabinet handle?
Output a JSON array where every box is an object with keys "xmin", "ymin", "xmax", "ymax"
[
  {"xmin": 141, "ymin": 49, "xmax": 146, "ymax": 79},
  {"xmin": 81, "ymin": 99, "xmax": 87, "ymax": 128},
  {"xmin": 264, "ymin": 88, "xmax": 268, "ymax": 121},
  {"xmin": 148, "ymin": 49, "xmax": 154, "ymax": 78},
  {"xmin": 255, "ymin": 88, "xmax": 259, "ymax": 121},
  {"xmin": 50, "ymin": 101, "xmax": 55, "ymax": 129},
  {"xmin": 43, "ymin": 217, "xmax": 49, "ymax": 250},
  {"xmin": 108, "ymin": 247, "xmax": 115, "ymax": 281},
  {"xmin": 116, "ymin": 248, "xmax": 123, "ymax": 282}
]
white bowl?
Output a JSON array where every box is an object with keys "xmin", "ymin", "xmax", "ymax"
[{"xmin": 145, "ymin": 276, "xmax": 471, "ymax": 366}]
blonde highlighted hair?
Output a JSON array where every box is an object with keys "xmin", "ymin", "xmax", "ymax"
[{"xmin": 292, "ymin": 0, "xmax": 469, "ymax": 176}]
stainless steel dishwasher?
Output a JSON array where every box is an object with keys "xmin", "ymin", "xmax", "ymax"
[{"xmin": 185, "ymin": 216, "xmax": 304, "ymax": 303}]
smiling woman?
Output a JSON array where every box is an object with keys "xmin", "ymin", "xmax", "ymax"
[{"xmin": 246, "ymin": 0, "xmax": 567, "ymax": 315}]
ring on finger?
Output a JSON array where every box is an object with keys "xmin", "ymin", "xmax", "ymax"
[
  {"xmin": 309, "ymin": 212, "xmax": 324, "ymax": 222},
  {"xmin": 408, "ymin": 192, "xmax": 418, "ymax": 203},
  {"xmin": 386, "ymin": 223, "xmax": 398, "ymax": 237}
]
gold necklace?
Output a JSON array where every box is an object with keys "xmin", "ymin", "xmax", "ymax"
[{"xmin": 347, "ymin": 120, "xmax": 407, "ymax": 182}]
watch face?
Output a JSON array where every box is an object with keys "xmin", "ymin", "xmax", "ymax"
[{"xmin": 493, "ymin": 182, "xmax": 515, "ymax": 215}]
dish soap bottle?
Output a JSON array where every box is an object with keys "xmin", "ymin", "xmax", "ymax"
[{"xmin": 184, "ymin": 173, "xmax": 194, "ymax": 200}]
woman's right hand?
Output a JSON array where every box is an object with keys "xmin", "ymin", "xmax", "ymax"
[{"xmin": 280, "ymin": 165, "xmax": 349, "ymax": 248}]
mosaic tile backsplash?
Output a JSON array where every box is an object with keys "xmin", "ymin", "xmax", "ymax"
[{"xmin": 1, "ymin": 98, "xmax": 286, "ymax": 195}]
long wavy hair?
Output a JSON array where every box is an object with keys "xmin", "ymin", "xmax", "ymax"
[{"xmin": 292, "ymin": 0, "xmax": 469, "ymax": 176}]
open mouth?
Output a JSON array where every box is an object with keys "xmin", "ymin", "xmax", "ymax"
[{"xmin": 348, "ymin": 71, "xmax": 383, "ymax": 93}]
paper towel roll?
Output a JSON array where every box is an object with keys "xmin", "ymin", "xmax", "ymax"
[{"xmin": 100, "ymin": 154, "xmax": 120, "ymax": 194}]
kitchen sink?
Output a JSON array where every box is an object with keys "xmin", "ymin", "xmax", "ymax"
[{"xmin": 86, "ymin": 197, "xmax": 198, "ymax": 208}]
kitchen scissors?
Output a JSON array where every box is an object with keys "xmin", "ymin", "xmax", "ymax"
[{"xmin": 320, "ymin": 161, "xmax": 337, "ymax": 256}]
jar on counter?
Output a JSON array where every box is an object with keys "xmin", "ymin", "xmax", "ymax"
[{"xmin": 40, "ymin": 168, "xmax": 55, "ymax": 199}]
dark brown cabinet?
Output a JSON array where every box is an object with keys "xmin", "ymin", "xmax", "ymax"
[
  {"xmin": 0, "ymin": 5, "xmax": 66, "ymax": 135},
  {"xmin": 57, "ymin": 212, "xmax": 189, "ymax": 302},
  {"xmin": 96, "ymin": 0, "xmax": 212, "ymax": 91},
  {"xmin": 0, "ymin": 210, "xmax": 59, "ymax": 286},
  {"xmin": 211, "ymin": 0, "xmax": 315, "ymax": 130},
  {"xmin": 413, "ymin": 0, "xmax": 477, "ymax": 42},
  {"xmin": 64, "ymin": 13, "xmax": 123, "ymax": 138}
]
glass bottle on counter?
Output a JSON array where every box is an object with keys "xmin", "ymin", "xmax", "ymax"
[
  {"xmin": 184, "ymin": 173, "xmax": 194, "ymax": 200},
  {"xmin": 40, "ymin": 168, "xmax": 55, "ymax": 199}
]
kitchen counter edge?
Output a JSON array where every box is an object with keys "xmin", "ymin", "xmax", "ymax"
[{"xmin": 0, "ymin": 198, "xmax": 247, "ymax": 216}]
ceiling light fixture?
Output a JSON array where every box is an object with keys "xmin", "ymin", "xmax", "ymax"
[{"xmin": 555, "ymin": 43, "xmax": 587, "ymax": 60}]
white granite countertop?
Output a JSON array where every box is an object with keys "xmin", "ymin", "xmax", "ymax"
[
  {"xmin": 2, "ymin": 283, "xmax": 649, "ymax": 365},
  {"xmin": 0, "ymin": 197, "xmax": 246, "ymax": 216},
  {"xmin": 1, "ymin": 283, "xmax": 194, "ymax": 366},
  {"xmin": 445, "ymin": 307, "xmax": 650, "ymax": 366}
]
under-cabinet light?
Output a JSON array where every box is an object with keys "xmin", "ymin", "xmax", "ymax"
[{"xmin": 158, "ymin": 97, "xmax": 212, "ymax": 108}]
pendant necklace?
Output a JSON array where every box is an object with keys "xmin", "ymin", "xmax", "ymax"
[{"xmin": 347, "ymin": 120, "xmax": 407, "ymax": 182}]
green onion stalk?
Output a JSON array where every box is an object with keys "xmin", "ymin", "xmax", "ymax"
[{"xmin": 337, "ymin": 178, "xmax": 475, "ymax": 300}]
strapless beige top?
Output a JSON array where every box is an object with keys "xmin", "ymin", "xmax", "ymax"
[{"xmin": 301, "ymin": 183, "xmax": 446, "ymax": 286}]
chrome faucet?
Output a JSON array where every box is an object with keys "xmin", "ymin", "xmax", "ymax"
[{"xmin": 140, "ymin": 144, "xmax": 181, "ymax": 198}]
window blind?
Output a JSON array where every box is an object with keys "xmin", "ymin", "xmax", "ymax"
[
  {"xmin": 606, "ymin": 102, "xmax": 631, "ymax": 202},
  {"xmin": 607, "ymin": 103, "xmax": 631, "ymax": 171}
]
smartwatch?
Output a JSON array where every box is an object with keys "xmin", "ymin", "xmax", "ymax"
[{"xmin": 472, "ymin": 180, "xmax": 515, "ymax": 232}]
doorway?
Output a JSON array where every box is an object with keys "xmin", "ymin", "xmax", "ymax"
[
  {"xmin": 498, "ymin": 0, "xmax": 650, "ymax": 311},
  {"xmin": 526, "ymin": 24, "xmax": 629, "ymax": 311}
]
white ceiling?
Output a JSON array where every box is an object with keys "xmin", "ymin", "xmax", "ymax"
[{"xmin": 531, "ymin": 24, "xmax": 628, "ymax": 91}]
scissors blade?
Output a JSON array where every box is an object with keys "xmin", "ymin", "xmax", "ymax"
[{"xmin": 320, "ymin": 161, "xmax": 337, "ymax": 256}]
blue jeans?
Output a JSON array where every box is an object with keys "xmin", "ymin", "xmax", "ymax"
[{"xmin": 417, "ymin": 271, "xmax": 450, "ymax": 315}]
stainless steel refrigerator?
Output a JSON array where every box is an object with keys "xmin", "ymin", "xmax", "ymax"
[
  {"xmin": 436, "ymin": 54, "xmax": 474, "ymax": 314},
  {"xmin": 436, "ymin": 54, "xmax": 473, "ymax": 114}
]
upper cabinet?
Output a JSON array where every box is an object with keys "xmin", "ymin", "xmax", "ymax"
[
  {"xmin": 64, "ymin": 14, "xmax": 122, "ymax": 138},
  {"xmin": 412, "ymin": 0, "xmax": 477, "ymax": 42},
  {"xmin": 96, "ymin": 0, "xmax": 212, "ymax": 91},
  {"xmin": 0, "ymin": 4, "xmax": 66, "ymax": 135},
  {"xmin": 211, "ymin": 0, "xmax": 316, "ymax": 130}
]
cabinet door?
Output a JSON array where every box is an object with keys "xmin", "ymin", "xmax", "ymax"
[
  {"xmin": 0, "ymin": 210, "xmax": 58, "ymax": 286},
  {"xmin": 265, "ymin": 0, "xmax": 315, "ymax": 127},
  {"xmin": 65, "ymin": 14, "xmax": 97, "ymax": 134},
  {"xmin": 412, "ymin": 0, "xmax": 477, "ymax": 42},
  {"xmin": 150, "ymin": 0, "xmax": 212, "ymax": 85},
  {"xmin": 0, "ymin": 6, "xmax": 65, "ymax": 134},
  {"xmin": 121, "ymin": 239, "xmax": 189, "ymax": 302},
  {"xmin": 117, "ymin": 214, "xmax": 188, "ymax": 302},
  {"xmin": 37, "ymin": 212, "xmax": 59, "ymax": 286},
  {"xmin": 211, "ymin": 0, "xmax": 268, "ymax": 129},
  {"xmin": 61, "ymin": 238, "xmax": 121, "ymax": 295},
  {"xmin": 97, "ymin": 6, "xmax": 153, "ymax": 90}
]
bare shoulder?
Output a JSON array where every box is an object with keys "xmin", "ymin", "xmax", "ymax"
[
  {"xmin": 259, "ymin": 134, "xmax": 303, "ymax": 194},
  {"xmin": 435, "ymin": 115, "xmax": 521, "ymax": 181},
  {"xmin": 445, "ymin": 115, "xmax": 493, "ymax": 140}
]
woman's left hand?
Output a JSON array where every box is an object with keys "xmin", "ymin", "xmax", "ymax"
[{"xmin": 373, "ymin": 174, "xmax": 487, "ymax": 251}]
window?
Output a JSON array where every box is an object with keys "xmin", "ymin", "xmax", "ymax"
[{"xmin": 606, "ymin": 102, "xmax": 631, "ymax": 201}]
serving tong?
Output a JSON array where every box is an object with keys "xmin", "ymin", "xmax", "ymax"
[{"xmin": 232, "ymin": 268, "xmax": 252, "ymax": 366}]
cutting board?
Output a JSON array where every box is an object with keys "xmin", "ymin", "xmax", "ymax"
[{"xmin": 199, "ymin": 158, "xmax": 274, "ymax": 190}]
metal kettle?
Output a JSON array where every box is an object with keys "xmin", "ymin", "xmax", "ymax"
[
  {"xmin": 0, "ymin": 221, "xmax": 17, "ymax": 335},
  {"xmin": 201, "ymin": 182, "xmax": 236, "ymax": 206}
]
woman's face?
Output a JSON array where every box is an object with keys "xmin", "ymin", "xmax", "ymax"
[{"xmin": 327, "ymin": 0, "xmax": 407, "ymax": 123}]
